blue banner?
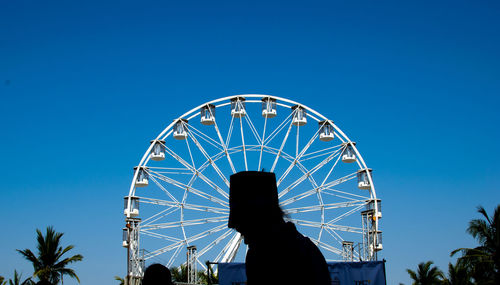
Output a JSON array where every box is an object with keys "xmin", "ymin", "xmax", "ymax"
[
  {"xmin": 328, "ymin": 261, "xmax": 386, "ymax": 285},
  {"xmin": 218, "ymin": 261, "xmax": 386, "ymax": 285},
  {"xmin": 218, "ymin": 262, "xmax": 247, "ymax": 285}
]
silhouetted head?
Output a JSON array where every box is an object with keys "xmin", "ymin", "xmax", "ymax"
[
  {"xmin": 228, "ymin": 171, "xmax": 284, "ymax": 242},
  {"xmin": 142, "ymin": 263, "xmax": 173, "ymax": 285}
]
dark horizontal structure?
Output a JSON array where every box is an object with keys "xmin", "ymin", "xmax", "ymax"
[{"xmin": 218, "ymin": 261, "xmax": 387, "ymax": 285}]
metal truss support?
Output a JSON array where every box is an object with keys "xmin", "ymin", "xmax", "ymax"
[
  {"xmin": 126, "ymin": 218, "xmax": 144, "ymax": 284},
  {"xmin": 342, "ymin": 241, "xmax": 354, "ymax": 261},
  {"xmin": 187, "ymin": 246, "xmax": 198, "ymax": 284}
]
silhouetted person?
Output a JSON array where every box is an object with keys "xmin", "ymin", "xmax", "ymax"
[
  {"xmin": 142, "ymin": 263, "xmax": 174, "ymax": 285},
  {"xmin": 228, "ymin": 171, "xmax": 331, "ymax": 285}
]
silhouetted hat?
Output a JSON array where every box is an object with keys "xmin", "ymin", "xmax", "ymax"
[{"xmin": 228, "ymin": 171, "xmax": 280, "ymax": 228}]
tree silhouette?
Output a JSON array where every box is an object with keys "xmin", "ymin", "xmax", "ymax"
[
  {"xmin": 441, "ymin": 262, "xmax": 472, "ymax": 285},
  {"xmin": 452, "ymin": 205, "xmax": 500, "ymax": 284},
  {"xmin": 406, "ymin": 261, "xmax": 444, "ymax": 285},
  {"xmin": 17, "ymin": 226, "xmax": 83, "ymax": 285},
  {"xmin": 170, "ymin": 265, "xmax": 187, "ymax": 283}
]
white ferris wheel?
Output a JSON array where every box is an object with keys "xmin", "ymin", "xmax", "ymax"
[{"xmin": 123, "ymin": 94, "xmax": 382, "ymax": 279}]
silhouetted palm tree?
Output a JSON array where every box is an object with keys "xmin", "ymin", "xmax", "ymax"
[
  {"xmin": 17, "ymin": 226, "xmax": 83, "ymax": 285},
  {"xmin": 441, "ymin": 262, "xmax": 472, "ymax": 285},
  {"xmin": 170, "ymin": 265, "xmax": 187, "ymax": 283},
  {"xmin": 451, "ymin": 205, "xmax": 500, "ymax": 284},
  {"xmin": 7, "ymin": 270, "xmax": 34, "ymax": 285},
  {"xmin": 406, "ymin": 261, "xmax": 444, "ymax": 285}
]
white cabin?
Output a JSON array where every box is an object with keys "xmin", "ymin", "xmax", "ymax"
[
  {"xmin": 367, "ymin": 199, "xmax": 382, "ymax": 219},
  {"xmin": 342, "ymin": 142, "xmax": 356, "ymax": 163},
  {"xmin": 134, "ymin": 166, "xmax": 149, "ymax": 187},
  {"xmin": 291, "ymin": 105, "xmax": 307, "ymax": 126},
  {"xmin": 150, "ymin": 140, "xmax": 166, "ymax": 161},
  {"xmin": 122, "ymin": 227, "xmax": 129, "ymax": 247},
  {"xmin": 261, "ymin": 97, "xmax": 277, "ymax": 118},
  {"xmin": 318, "ymin": 120, "xmax": 334, "ymax": 141},
  {"xmin": 173, "ymin": 119, "xmax": 188, "ymax": 140},
  {"xmin": 230, "ymin": 97, "xmax": 246, "ymax": 118},
  {"xmin": 200, "ymin": 104, "xmax": 216, "ymax": 125},
  {"xmin": 375, "ymin": 231, "xmax": 383, "ymax": 251},
  {"xmin": 357, "ymin": 168, "xmax": 372, "ymax": 190},
  {"xmin": 124, "ymin": 196, "xmax": 140, "ymax": 217}
]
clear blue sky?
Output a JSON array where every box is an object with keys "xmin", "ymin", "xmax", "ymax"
[{"xmin": 1, "ymin": 0, "xmax": 499, "ymax": 284}]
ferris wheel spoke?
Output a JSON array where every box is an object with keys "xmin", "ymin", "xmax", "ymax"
[
  {"xmin": 214, "ymin": 232, "xmax": 238, "ymax": 262},
  {"xmin": 148, "ymin": 166, "xmax": 192, "ymax": 175},
  {"xmin": 327, "ymin": 204, "xmax": 366, "ymax": 225},
  {"xmin": 309, "ymin": 237, "xmax": 342, "ymax": 255},
  {"xmin": 142, "ymin": 216, "xmax": 227, "ymax": 230},
  {"xmin": 294, "ymin": 160, "xmax": 321, "ymax": 191},
  {"xmin": 322, "ymin": 188, "xmax": 370, "ymax": 201},
  {"xmin": 300, "ymin": 145, "xmax": 343, "ymax": 161},
  {"xmin": 148, "ymin": 174, "xmax": 180, "ymax": 203},
  {"xmin": 290, "ymin": 219, "xmax": 363, "ymax": 234},
  {"xmin": 196, "ymin": 228, "xmax": 233, "ymax": 259},
  {"xmin": 184, "ymin": 223, "xmax": 228, "ymax": 247},
  {"xmin": 163, "ymin": 145, "xmax": 200, "ymax": 175},
  {"xmin": 225, "ymin": 112, "xmax": 235, "ymax": 147},
  {"xmin": 144, "ymin": 241, "xmax": 184, "ymax": 261},
  {"xmin": 187, "ymin": 124, "xmax": 224, "ymax": 151},
  {"xmin": 193, "ymin": 170, "xmax": 230, "ymax": 200},
  {"xmin": 239, "ymin": 117, "xmax": 248, "ymax": 171},
  {"xmin": 279, "ymin": 148, "xmax": 342, "ymax": 199},
  {"xmin": 283, "ymin": 200, "xmax": 367, "ymax": 215},
  {"xmin": 184, "ymin": 137, "xmax": 197, "ymax": 169},
  {"xmin": 141, "ymin": 206, "xmax": 179, "ymax": 226},
  {"xmin": 167, "ymin": 244, "xmax": 184, "ymax": 268},
  {"xmin": 257, "ymin": 115, "xmax": 269, "ymax": 171},
  {"xmin": 139, "ymin": 197, "xmax": 229, "ymax": 214},
  {"xmin": 149, "ymin": 171, "xmax": 228, "ymax": 207},
  {"xmin": 160, "ymin": 146, "xmax": 229, "ymax": 202},
  {"xmin": 220, "ymin": 232, "xmax": 244, "ymax": 263},
  {"xmin": 263, "ymin": 109, "xmax": 294, "ymax": 146},
  {"xmin": 270, "ymin": 120, "xmax": 294, "ymax": 173},
  {"xmin": 186, "ymin": 129, "xmax": 230, "ymax": 191},
  {"xmin": 318, "ymin": 226, "xmax": 324, "ymax": 244},
  {"xmin": 277, "ymin": 124, "xmax": 321, "ymax": 187},
  {"xmin": 280, "ymin": 173, "xmax": 357, "ymax": 206},
  {"xmin": 243, "ymin": 110, "xmax": 262, "ymax": 145},
  {"xmin": 146, "ymin": 223, "xmax": 227, "ymax": 261},
  {"xmin": 263, "ymin": 146, "xmax": 321, "ymax": 192},
  {"xmin": 323, "ymin": 228, "xmax": 344, "ymax": 247},
  {"xmin": 140, "ymin": 230, "xmax": 181, "ymax": 243},
  {"xmin": 320, "ymin": 150, "xmax": 343, "ymax": 187},
  {"xmin": 299, "ymin": 149, "xmax": 342, "ymax": 162},
  {"xmin": 212, "ymin": 115, "xmax": 237, "ymax": 174}
]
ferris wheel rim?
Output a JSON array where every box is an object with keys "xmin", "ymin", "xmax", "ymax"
[
  {"xmin": 124, "ymin": 94, "xmax": 381, "ymax": 269},
  {"xmin": 127, "ymin": 94, "xmax": 377, "ymax": 201}
]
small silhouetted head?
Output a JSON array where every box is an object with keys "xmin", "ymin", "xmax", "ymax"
[
  {"xmin": 228, "ymin": 171, "xmax": 283, "ymax": 237},
  {"xmin": 142, "ymin": 263, "xmax": 173, "ymax": 285}
]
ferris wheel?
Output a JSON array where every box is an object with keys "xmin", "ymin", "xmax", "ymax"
[{"xmin": 123, "ymin": 95, "xmax": 382, "ymax": 279}]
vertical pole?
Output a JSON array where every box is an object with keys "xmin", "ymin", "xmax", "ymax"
[
  {"xmin": 206, "ymin": 261, "xmax": 212, "ymax": 285},
  {"xmin": 126, "ymin": 224, "xmax": 130, "ymax": 285}
]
